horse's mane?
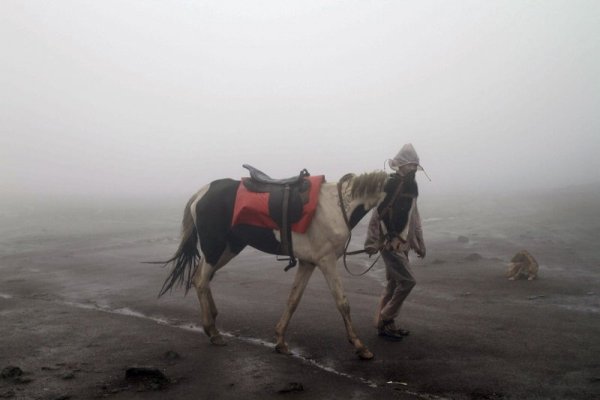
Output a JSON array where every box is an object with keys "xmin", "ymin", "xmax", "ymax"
[{"xmin": 342, "ymin": 171, "xmax": 388, "ymax": 200}]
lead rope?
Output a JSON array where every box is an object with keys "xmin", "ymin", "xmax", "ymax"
[{"xmin": 336, "ymin": 177, "xmax": 381, "ymax": 277}]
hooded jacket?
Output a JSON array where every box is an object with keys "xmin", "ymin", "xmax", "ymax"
[{"xmin": 365, "ymin": 143, "xmax": 425, "ymax": 254}]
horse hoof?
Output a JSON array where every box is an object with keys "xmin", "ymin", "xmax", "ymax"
[
  {"xmin": 275, "ymin": 343, "xmax": 291, "ymax": 355},
  {"xmin": 210, "ymin": 334, "xmax": 227, "ymax": 346},
  {"xmin": 357, "ymin": 347, "xmax": 374, "ymax": 360}
]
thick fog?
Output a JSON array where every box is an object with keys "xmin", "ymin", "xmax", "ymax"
[{"xmin": 1, "ymin": 1, "xmax": 599, "ymax": 201}]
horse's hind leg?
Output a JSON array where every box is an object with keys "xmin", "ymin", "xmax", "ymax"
[
  {"xmin": 193, "ymin": 250, "xmax": 236, "ymax": 346},
  {"xmin": 207, "ymin": 288, "xmax": 218, "ymax": 321},
  {"xmin": 275, "ymin": 261, "xmax": 315, "ymax": 355},
  {"xmin": 318, "ymin": 256, "xmax": 374, "ymax": 360},
  {"xmin": 193, "ymin": 261, "xmax": 223, "ymax": 345}
]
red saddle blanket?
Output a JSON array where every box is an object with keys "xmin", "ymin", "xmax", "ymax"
[{"xmin": 231, "ymin": 175, "xmax": 325, "ymax": 233}]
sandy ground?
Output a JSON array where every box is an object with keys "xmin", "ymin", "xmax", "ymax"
[{"xmin": 1, "ymin": 191, "xmax": 600, "ymax": 400}]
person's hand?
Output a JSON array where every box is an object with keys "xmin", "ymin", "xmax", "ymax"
[
  {"xmin": 365, "ymin": 246, "xmax": 379, "ymax": 256},
  {"xmin": 416, "ymin": 248, "xmax": 426, "ymax": 259}
]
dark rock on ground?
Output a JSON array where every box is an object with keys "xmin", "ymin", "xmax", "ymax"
[
  {"xmin": 278, "ymin": 382, "xmax": 304, "ymax": 393},
  {"xmin": 49, "ymin": 395, "xmax": 71, "ymax": 400},
  {"xmin": 125, "ymin": 366, "xmax": 170, "ymax": 391},
  {"xmin": 0, "ymin": 367, "xmax": 22, "ymax": 380},
  {"xmin": 0, "ymin": 366, "xmax": 31, "ymax": 384},
  {"xmin": 465, "ymin": 253, "xmax": 483, "ymax": 261},
  {"xmin": 164, "ymin": 350, "xmax": 181, "ymax": 360},
  {"xmin": 457, "ymin": 235, "xmax": 469, "ymax": 243},
  {"xmin": 61, "ymin": 372, "xmax": 75, "ymax": 380}
]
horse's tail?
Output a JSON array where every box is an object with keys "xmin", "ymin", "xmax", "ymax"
[{"xmin": 158, "ymin": 195, "xmax": 201, "ymax": 297}]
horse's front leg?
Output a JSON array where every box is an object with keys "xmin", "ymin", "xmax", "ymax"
[
  {"xmin": 318, "ymin": 256, "xmax": 374, "ymax": 360},
  {"xmin": 275, "ymin": 261, "xmax": 315, "ymax": 355}
]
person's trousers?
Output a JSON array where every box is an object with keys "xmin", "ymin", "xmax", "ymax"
[{"xmin": 377, "ymin": 249, "xmax": 416, "ymax": 323}]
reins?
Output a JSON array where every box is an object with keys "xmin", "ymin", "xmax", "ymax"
[
  {"xmin": 336, "ymin": 177, "xmax": 381, "ymax": 276},
  {"xmin": 336, "ymin": 173, "xmax": 406, "ymax": 277}
]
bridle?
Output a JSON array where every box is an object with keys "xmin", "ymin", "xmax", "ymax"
[{"xmin": 336, "ymin": 174, "xmax": 405, "ymax": 277}]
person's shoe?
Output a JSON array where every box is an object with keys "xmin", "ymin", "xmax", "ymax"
[
  {"xmin": 377, "ymin": 320, "xmax": 404, "ymax": 341},
  {"xmin": 392, "ymin": 328, "xmax": 410, "ymax": 336}
]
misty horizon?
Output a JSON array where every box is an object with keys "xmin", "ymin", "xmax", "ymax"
[{"xmin": 2, "ymin": 1, "xmax": 599, "ymax": 201}]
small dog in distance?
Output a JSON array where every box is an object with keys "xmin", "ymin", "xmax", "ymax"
[{"xmin": 507, "ymin": 250, "xmax": 539, "ymax": 280}]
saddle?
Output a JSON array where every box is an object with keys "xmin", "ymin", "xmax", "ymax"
[
  {"xmin": 243, "ymin": 164, "xmax": 309, "ymax": 187},
  {"xmin": 241, "ymin": 164, "xmax": 311, "ymax": 270}
]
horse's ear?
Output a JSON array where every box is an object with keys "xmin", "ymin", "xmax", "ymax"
[{"xmin": 339, "ymin": 173, "xmax": 355, "ymax": 183}]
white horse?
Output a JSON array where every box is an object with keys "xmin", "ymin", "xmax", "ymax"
[{"xmin": 159, "ymin": 169, "xmax": 407, "ymax": 360}]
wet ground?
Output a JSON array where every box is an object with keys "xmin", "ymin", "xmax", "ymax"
[{"xmin": 1, "ymin": 191, "xmax": 599, "ymax": 399}]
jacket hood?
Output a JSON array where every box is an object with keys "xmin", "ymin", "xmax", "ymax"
[{"xmin": 388, "ymin": 143, "xmax": 422, "ymax": 171}]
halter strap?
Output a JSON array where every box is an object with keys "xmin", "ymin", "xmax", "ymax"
[{"xmin": 336, "ymin": 175, "xmax": 381, "ymax": 276}]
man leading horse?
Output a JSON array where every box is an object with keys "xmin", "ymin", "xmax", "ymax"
[{"xmin": 364, "ymin": 143, "xmax": 427, "ymax": 341}]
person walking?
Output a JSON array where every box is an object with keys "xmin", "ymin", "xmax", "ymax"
[{"xmin": 364, "ymin": 143, "xmax": 426, "ymax": 341}]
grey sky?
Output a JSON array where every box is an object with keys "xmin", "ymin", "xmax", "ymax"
[{"xmin": 1, "ymin": 0, "xmax": 599, "ymax": 200}]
